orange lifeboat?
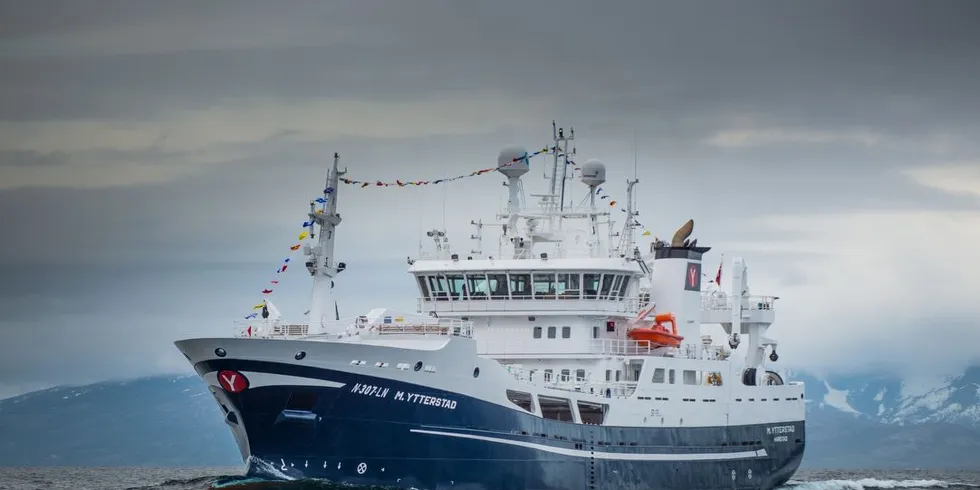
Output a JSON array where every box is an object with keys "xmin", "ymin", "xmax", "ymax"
[{"xmin": 627, "ymin": 311, "xmax": 683, "ymax": 348}]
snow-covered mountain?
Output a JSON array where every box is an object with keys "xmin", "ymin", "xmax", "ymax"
[{"xmin": 789, "ymin": 365, "xmax": 980, "ymax": 429}]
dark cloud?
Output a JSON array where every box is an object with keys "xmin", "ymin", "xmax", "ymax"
[
  {"xmin": 1, "ymin": 0, "xmax": 979, "ymax": 396},
  {"xmin": 2, "ymin": 0, "xmax": 978, "ymax": 131}
]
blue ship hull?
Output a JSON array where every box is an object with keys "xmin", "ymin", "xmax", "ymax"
[{"xmin": 195, "ymin": 358, "xmax": 804, "ymax": 490}]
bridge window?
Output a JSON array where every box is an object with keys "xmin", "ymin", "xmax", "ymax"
[
  {"xmin": 510, "ymin": 273, "xmax": 531, "ymax": 299},
  {"xmin": 538, "ymin": 396, "xmax": 574, "ymax": 422},
  {"xmin": 607, "ymin": 275, "xmax": 623, "ymax": 299},
  {"xmin": 427, "ymin": 275, "xmax": 449, "ymax": 301},
  {"xmin": 669, "ymin": 369, "xmax": 676, "ymax": 384},
  {"xmin": 547, "ymin": 326, "xmax": 557, "ymax": 339},
  {"xmin": 488, "ymin": 273, "xmax": 508, "ymax": 298},
  {"xmin": 560, "ymin": 369, "xmax": 570, "ymax": 381},
  {"xmin": 466, "ymin": 273, "xmax": 489, "ymax": 300},
  {"xmin": 618, "ymin": 276, "xmax": 631, "ymax": 299},
  {"xmin": 577, "ymin": 401, "xmax": 606, "ymax": 425},
  {"xmin": 556, "ymin": 273, "xmax": 581, "ymax": 299},
  {"xmin": 416, "ymin": 276, "xmax": 430, "ymax": 299},
  {"xmin": 533, "ymin": 326, "xmax": 542, "ymax": 338},
  {"xmin": 533, "ymin": 273, "xmax": 555, "ymax": 299},
  {"xmin": 506, "ymin": 390, "xmax": 534, "ymax": 413},
  {"xmin": 605, "ymin": 369, "xmax": 611, "ymax": 381},
  {"xmin": 583, "ymin": 274, "xmax": 600, "ymax": 298},
  {"xmin": 652, "ymin": 368, "xmax": 666, "ymax": 383},
  {"xmin": 576, "ymin": 369, "xmax": 586, "ymax": 381},
  {"xmin": 544, "ymin": 369, "xmax": 553, "ymax": 382},
  {"xmin": 599, "ymin": 274, "xmax": 615, "ymax": 298},
  {"xmin": 445, "ymin": 274, "xmax": 465, "ymax": 299},
  {"xmin": 561, "ymin": 326, "xmax": 571, "ymax": 338},
  {"xmin": 683, "ymin": 370, "xmax": 700, "ymax": 385}
]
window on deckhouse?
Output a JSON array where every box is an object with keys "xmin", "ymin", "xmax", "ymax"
[
  {"xmin": 445, "ymin": 274, "xmax": 465, "ymax": 299},
  {"xmin": 618, "ymin": 276, "xmax": 631, "ymax": 300},
  {"xmin": 416, "ymin": 276, "xmax": 430, "ymax": 299},
  {"xmin": 583, "ymin": 273, "xmax": 601, "ymax": 299},
  {"xmin": 510, "ymin": 274, "xmax": 531, "ymax": 300},
  {"xmin": 556, "ymin": 273, "xmax": 580, "ymax": 299},
  {"xmin": 487, "ymin": 274, "xmax": 508, "ymax": 299},
  {"xmin": 466, "ymin": 273, "xmax": 489, "ymax": 300},
  {"xmin": 599, "ymin": 274, "xmax": 615, "ymax": 299},
  {"xmin": 427, "ymin": 275, "xmax": 448, "ymax": 301},
  {"xmin": 607, "ymin": 275, "xmax": 623, "ymax": 299},
  {"xmin": 533, "ymin": 273, "xmax": 555, "ymax": 299}
]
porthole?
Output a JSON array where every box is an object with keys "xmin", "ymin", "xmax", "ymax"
[
  {"xmin": 473, "ymin": 367, "xmax": 480, "ymax": 378},
  {"xmin": 214, "ymin": 348, "xmax": 227, "ymax": 357},
  {"xmin": 414, "ymin": 361, "xmax": 423, "ymax": 372},
  {"xmin": 294, "ymin": 351, "xmax": 307, "ymax": 361}
]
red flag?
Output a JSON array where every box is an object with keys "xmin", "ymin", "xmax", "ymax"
[
  {"xmin": 715, "ymin": 261, "xmax": 722, "ymax": 285},
  {"xmin": 246, "ymin": 326, "xmax": 252, "ymax": 337},
  {"xmin": 270, "ymin": 280, "xmax": 279, "ymax": 284},
  {"xmin": 262, "ymin": 289, "xmax": 273, "ymax": 294}
]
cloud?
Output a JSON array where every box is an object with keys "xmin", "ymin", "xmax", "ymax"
[
  {"xmin": 903, "ymin": 163, "xmax": 980, "ymax": 199},
  {"xmin": 0, "ymin": 92, "xmax": 549, "ymax": 190},
  {"xmin": 2, "ymin": 0, "xmax": 980, "ymax": 396},
  {"xmin": 0, "ymin": 93, "xmax": 549, "ymax": 155},
  {"xmin": 724, "ymin": 208, "xmax": 980, "ymax": 376},
  {"xmin": 705, "ymin": 128, "xmax": 885, "ymax": 149}
]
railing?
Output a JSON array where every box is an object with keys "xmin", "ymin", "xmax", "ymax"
[
  {"xmin": 480, "ymin": 338, "xmax": 731, "ymax": 361},
  {"xmin": 590, "ymin": 338, "xmax": 655, "ymax": 356},
  {"xmin": 233, "ymin": 317, "xmax": 474, "ymax": 340},
  {"xmin": 700, "ymin": 292, "xmax": 777, "ymax": 311},
  {"xmin": 417, "ymin": 296, "xmax": 641, "ymax": 314},
  {"xmin": 503, "ymin": 365, "xmax": 638, "ymax": 398}
]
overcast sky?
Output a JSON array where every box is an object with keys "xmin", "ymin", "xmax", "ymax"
[{"xmin": 1, "ymin": 0, "xmax": 979, "ymax": 399}]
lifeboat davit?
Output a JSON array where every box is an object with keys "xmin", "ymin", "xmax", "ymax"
[{"xmin": 626, "ymin": 309, "xmax": 683, "ymax": 348}]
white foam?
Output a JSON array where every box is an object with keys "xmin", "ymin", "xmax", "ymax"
[
  {"xmin": 245, "ymin": 456, "xmax": 297, "ymax": 481},
  {"xmin": 783, "ymin": 478, "xmax": 977, "ymax": 490}
]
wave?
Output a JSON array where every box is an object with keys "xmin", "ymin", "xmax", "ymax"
[
  {"xmin": 124, "ymin": 475, "xmax": 980, "ymax": 490},
  {"xmin": 782, "ymin": 479, "xmax": 980, "ymax": 490}
]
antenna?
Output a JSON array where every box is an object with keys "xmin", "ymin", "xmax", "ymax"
[
  {"xmin": 633, "ymin": 127, "xmax": 638, "ymax": 180},
  {"xmin": 559, "ymin": 126, "xmax": 575, "ymax": 214}
]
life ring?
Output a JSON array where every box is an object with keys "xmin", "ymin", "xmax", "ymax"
[{"xmin": 706, "ymin": 372, "xmax": 722, "ymax": 386}]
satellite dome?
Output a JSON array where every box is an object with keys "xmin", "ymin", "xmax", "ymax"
[
  {"xmin": 579, "ymin": 159, "xmax": 606, "ymax": 187},
  {"xmin": 497, "ymin": 146, "xmax": 530, "ymax": 178}
]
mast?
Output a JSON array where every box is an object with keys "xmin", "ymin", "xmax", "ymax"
[
  {"xmin": 305, "ymin": 153, "xmax": 346, "ymax": 336},
  {"xmin": 618, "ymin": 178, "xmax": 639, "ymax": 256}
]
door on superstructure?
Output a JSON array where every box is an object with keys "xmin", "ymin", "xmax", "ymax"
[{"xmin": 627, "ymin": 360, "xmax": 644, "ymax": 382}]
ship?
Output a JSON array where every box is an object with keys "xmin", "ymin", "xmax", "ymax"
[{"xmin": 175, "ymin": 122, "xmax": 805, "ymax": 490}]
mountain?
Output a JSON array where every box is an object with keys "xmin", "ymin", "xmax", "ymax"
[
  {"xmin": 1, "ymin": 368, "xmax": 979, "ymax": 468},
  {"xmin": 791, "ymin": 365, "xmax": 980, "ymax": 429},
  {"xmin": 0, "ymin": 375, "xmax": 239, "ymax": 467}
]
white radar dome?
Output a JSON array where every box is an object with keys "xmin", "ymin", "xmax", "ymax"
[
  {"xmin": 497, "ymin": 146, "xmax": 530, "ymax": 178},
  {"xmin": 579, "ymin": 159, "xmax": 606, "ymax": 187}
]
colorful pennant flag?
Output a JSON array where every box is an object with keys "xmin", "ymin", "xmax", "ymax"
[
  {"xmin": 338, "ymin": 146, "xmax": 554, "ymax": 188},
  {"xmin": 242, "ymin": 200, "xmax": 320, "ymax": 317}
]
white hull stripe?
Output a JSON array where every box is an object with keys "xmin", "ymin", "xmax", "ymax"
[
  {"xmin": 204, "ymin": 371, "xmax": 346, "ymax": 390},
  {"xmin": 410, "ymin": 429, "xmax": 768, "ymax": 461}
]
